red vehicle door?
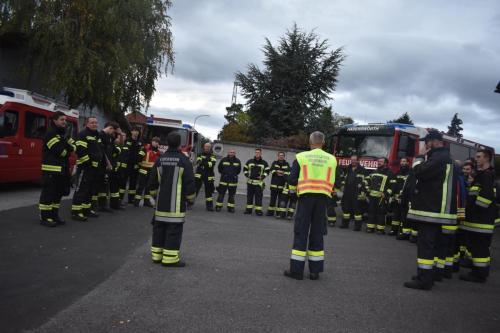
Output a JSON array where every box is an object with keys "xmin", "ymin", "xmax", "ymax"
[{"xmin": 0, "ymin": 107, "xmax": 22, "ymax": 182}]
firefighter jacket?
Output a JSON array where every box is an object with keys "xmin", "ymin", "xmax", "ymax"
[
  {"xmin": 75, "ymin": 127, "xmax": 103, "ymax": 169},
  {"xmin": 340, "ymin": 165, "xmax": 367, "ymax": 200},
  {"xmin": 244, "ymin": 157, "xmax": 270, "ymax": 186},
  {"xmin": 41, "ymin": 125, "xmax": 75, "ymax": 174},
  {"xmin": 125, "ymin": 137, "xmax": 143, "ymax": 170},
  {"xmin": 288, "ymin": 148, "xmax": 337, "ymax": 197},
  {"xmin": 217, "ymin": 155, "xmax": 241, "ymax": 186},
  {"xmin": 391, "ymin": 166, "xmax": 410, "ymax": 200},
  {"xmin": 147, "ymin": 149, "xmax": 196, "ymax": 223},
  {"xmin": 367, "ymin": 166, "xmax": 394, "ymax": 199},
  {"xmin": 139, "ymin": 145, "xmax": 162, "ymax": 175},
  {"xmin": 269, "ymin": 160, "xmax": 290, "ymax": 190},
  {"xmin": 407, "ymin": 147, "xmax": 458, "ymax": 225},
  {"xmin": 462, "ymin": 167, "xmax": 496, "ymax": 234},
  {"xmin": 195, "ymin": 152, "xmax": 217, "ymax": 181}
]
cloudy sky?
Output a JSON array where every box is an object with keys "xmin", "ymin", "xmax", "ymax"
[{"xmin": 148, "ymin": 0, "xmax": 500, "ymax": 149}]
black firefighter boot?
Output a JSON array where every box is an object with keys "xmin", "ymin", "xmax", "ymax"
[
  {"xmin": 340, "ymin": 217, "xmax": 349, "ymax": 229},
  {"xmin": 353, "ymin": 220, "xmax": 362, "ymax": 231},
  {"xmin": 206, "ymin": 200, "xmax": 214, "ymax": 212}
]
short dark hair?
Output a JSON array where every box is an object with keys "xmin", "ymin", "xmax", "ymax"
[
  {"xmin": 278, "ymin": 151, "xmax": 285, "ymax": 155},
  {"xmin": 167, "ymin": 132, "xmax": 181, "ymax": 149},
  {"xmin": 400, "ymin": 157, "xmax": 409, "ymax": 162},
  {"xmin": 151, "ymin": 136, "xmax": 161, "ymax": 143},
  {"xmin": 462, "ymin": 161, "xmax": 474, "ymax": 168},
  {"xmin": 86, "ymin": 116, "xmax": 97, "ymax": 123},
  {"xmin": 476, "ymin": 149, "xmax": 492, "ymax": 162},
  {"xmin": 52, "ymin": 111, "xmax": 66, "ymax": 121},
  {"xmin": 131, "ymin": 126, "xmax": 141, "ymax": 133},
  {"xmin": 104, "ymin": 121, "xmax": 119, "ymax": 130},
  {"xmin": 255, "ymin": 148, "xmax": 262, "ymax": 152}
]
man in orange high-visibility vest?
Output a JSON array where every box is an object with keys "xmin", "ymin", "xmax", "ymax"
[{"xmin": 284, "ymin": 131, "xmax": 337, "ymax": 281}]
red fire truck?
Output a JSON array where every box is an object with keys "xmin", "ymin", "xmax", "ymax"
[
  {"xmin": 0, "ymin": 87, "xmax": 79, "ymax": 183},
  {"xmin": 126, "ymin": 112, "xmax": 201, "ymax": 160},
  {"xmin": 331, "ymin": 123, "xmax": 495, "ymax": 173}
]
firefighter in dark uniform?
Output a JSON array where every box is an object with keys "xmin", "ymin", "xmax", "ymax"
[
  {"xmin": 134, "ymin": 137, "xmax": 161, "ymax": 207},
  {"xmin": 266, "ymin": 152, "xmax": 290, "ymax": 216},
  {"xmin": 117, "ymin": 132, "xmax": 130, "ymax": 201},
  {"xmin": 284, "ymin": 131, "xmax": 337, "ymax": 280},
  {"xmin": 455, "ymin": 162, "xmax": 474, "ymax": 268},
  {"xmin": 460, "ymin": 149, "xmax": 497, "ymax": 283},
  {"xmin": 39, "ymin": 111, "xmax": 75, "ymax": 227},
  {"xmin": 366, "ymin": 157, "xmax": 394, "ymax": 234},
  {"xmin": 123, "ymin": 126, "xmax": 143, "ymax": 204},
  {"xmin": 244, "ymin": 148, "xmax": 270, "ymax": 216},
  {"xmin": 339, "ymin": 155, "xmax": 367, "ymax": 231},
  {"xmin": 389, "ymin": 157, "xmax": 410, "ymax": 235},
  {"xmin": 396, "ymin": 162, "xmax": 417, "ymax": 241},
  {"xmin": 71, "ymin": 116, "xmax": 103, "ymax": 221},
  {"xmin": 147, "ymin": 132, "xmax": 196, "ymax": 267},
  {"xmin": 110, "ymin": 128, "xmax": 127, "ymax": 210},
  {"xmin": 277, "ymin": 182, "xmax": 298, "ymax": 220},
  {"xmin": 215, "ymin": 148, "xmax": 241, "ymax": 213},
  {"xmin": 96, "ymin": 121, "xmax": 118, "ymax": 212},
  {"xmin": 404, "ymin": 130, "xmax": 458, "ymax": 290},
  {"xmin": 195, "ymin": 142, "xmax": 217, "ymax": 211}
]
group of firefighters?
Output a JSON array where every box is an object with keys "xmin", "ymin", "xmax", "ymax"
[
  {"xmin": 39, "ymin": 112, "xmax": 162, "ymax": 226},
  {"xmin": 39, "ymin": 112, "xmax": 498, "ymax": 286}
]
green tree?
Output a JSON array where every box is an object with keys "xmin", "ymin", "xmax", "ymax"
[
  {"xmin": 389, "ymin": 112, "xmax": 414, "ymax": 125},
  {"xmin": 0, "ymin": 0, "xmax": 174, "ymax": 113},
  {"xmin": 447, "ymin": 113, "xmax": 463, "ymax": 138},
  {"xmin": 218, "ymin": 103, "xmax": 251, "ymax": 142},
  {"xmin": 236, "ymin": 23, "xmax": 345, "ymax": 141}
]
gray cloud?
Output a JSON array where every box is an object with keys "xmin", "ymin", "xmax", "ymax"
[{"xmin": 158, "ymin": 0, "xmax": 500, "ymax": 148}]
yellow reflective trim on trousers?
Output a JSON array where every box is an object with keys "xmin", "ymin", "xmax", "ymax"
[
  {"xmin": 91, "ymin": 161, "xmax": 99, "ymax": 167},
  {"xmin": 47, "ymin": 137, "xmax": 60, "ymax": 149},
  {"xmin": 292, "ymin": 249, "xmax": 307, "ymax": 257},
  {"xmin": 417, "ymin": 258, "xmax": 434, "ymax": 265},
  {"xmin": 307, "ymin": 250, "xmax": 324, "ymax": 256},
  {"xmin": 472, "ymin": 257, "xmax": 490, "ymax": 263},
  {"xmin": 38, "ymin": 204, "xmax": 52, "ymax": 210},
  {"xmin": 41, "ymin": 164, "xmax": 62, "ymax": 172},
  {"xmin": 442, "ymin": 225, "xmax": 458, "ymax": 231},
  {"xmin": 51, "ymin": 203, "xmax": 60, "ymax": 208},
  {"xmin": 155, "ymin": 211, "xmax": 185, "ymax": 218},
  {"xmin": 463, "ymin": 222, "xmax": 494, "ymax": 230},
  {"xmin": 151, "ymin": 247, "xmax": 163, "ymax": 253}
]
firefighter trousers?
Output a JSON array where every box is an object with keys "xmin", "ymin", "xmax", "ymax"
[
  {"xmin": 151, "ymin": 222, "xmax": 184, "ymax": 264},
  {"xmin": 123, "ymin": 168, "xmax": 139, "ymax": 202},
  {"xmin": 278, "ymin": 193, "xmax": 297, "ymax": 217},
  {"xmin": 268, "ymin": 187, "xmax": 284, "ymax": 214},
  {"xmin": 135, "ymin": 168, "xmax": 153, "ymax": 202},
  {"xmin": 109, "ymin": 172, "xmax": 122, "ymax": 209},
  {"xmin": 327, "ymin": 197, "xmax": 337, "ymax": 225},
  {"xmin": 367, "ymin": 196, "xmax": 386, "ymax": 231},
  {"xmin": 72, "ymin": 166, "xmax": 98, "ymax": 216},
  {"xmin": 195, "ymin": 176, "xmax": 215, "ymax": 208},
  {"xmin": 341, "ymin": 195, "xmax": 364, "ymax": 226},
  {"xmin": 465, "ymin": 231, "xmax": 492, "ymax": 279},
  {"xmin": 246, "ymin": 183, "xmax": 263, "ymax": 213},
  {"xmin": 216, "ymin": 184, "xmax": 237, "ymax": 210},
  {"xmin": 290, "ymin": 195, "xmax": 328, "ymax": 274},
  {"xmin": 95, "ymin": 172, "xmax": 109, "ymax": 209},
  {"xmin": 39, "ymin": 172, "xmax": 66, "ymax": 221},
  {"xmin": 415, "ymin": 222, "xmax": 443, "ymax": 284}
]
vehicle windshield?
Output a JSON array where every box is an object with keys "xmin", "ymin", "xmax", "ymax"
[
  {"xmin": 336, "ymin": 134, "xmax": 394, "ymax": 158},
  {"xmin": 146, "ymin": 125, "xmax": 188, "ymax": 147}
]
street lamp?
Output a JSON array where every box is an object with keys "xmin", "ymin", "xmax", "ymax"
[{"xmin": 193, "ymin": 114, "xmax": 210, "ymax": 129}]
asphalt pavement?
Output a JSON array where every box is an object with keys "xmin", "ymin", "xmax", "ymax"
[{"xmin": 1, "ymin": 193, "xmax": 499, "ymax": 333}]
